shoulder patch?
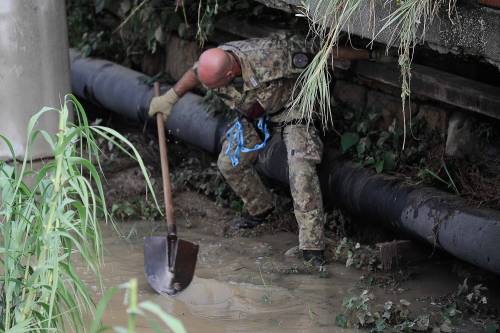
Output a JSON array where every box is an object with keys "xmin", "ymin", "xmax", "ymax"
[{"xmin": 292, "ymin": 53, "xmax": 311, "ymax": 69}]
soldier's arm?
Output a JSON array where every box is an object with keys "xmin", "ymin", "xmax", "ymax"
[{"xmin": 173, "ymin": 68, "xmax": 200, "ymax": 97}]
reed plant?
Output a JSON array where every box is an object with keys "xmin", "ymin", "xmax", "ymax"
[
  {"xmin": 294, "ymin": 0, "xmax": 456, "ymax": 147},
  {"xmin": 0, "ymin": 95, "xmax": 157, "ymax": 332},
  {"xmin": 290, "ymin": 0, "xmax": 368, "ymax": 130},
  {"xmin": 377, "ymin": 0, "xmax": 456, "ymax": 148},
  {"xmin": 90, "ymin": 278, "xmax": 187, "ymax": 333}
]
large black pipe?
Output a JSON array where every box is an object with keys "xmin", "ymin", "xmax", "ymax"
[
  {"xmin": 70, "ymin": 50, "xmax": 227, "ymax": 153},
  {"xmin": 70, "ymin": 51, "xmax": 500, "ymax": 275}
]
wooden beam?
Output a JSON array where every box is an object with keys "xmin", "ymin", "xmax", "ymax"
[{"xmin": 355, "ymin": 61, "xmax": 500, "ymax": 120}]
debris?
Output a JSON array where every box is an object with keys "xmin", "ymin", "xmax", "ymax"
[{"xmin": 284, "ymin": 246, "xmax": 300, "ymax": 257}]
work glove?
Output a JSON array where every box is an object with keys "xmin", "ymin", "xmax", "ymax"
[
  {"xmin": 148, "ymin": 88, "xmax": 179, "ymax": 121},
  {"xmin": 369, "ymin": 48, "xmax": 397, "ymax": 64}
]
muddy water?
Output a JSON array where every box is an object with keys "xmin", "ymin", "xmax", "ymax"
[{"xmin": 76, "ymin": 191, "xmax": 472, "ymax": 333}]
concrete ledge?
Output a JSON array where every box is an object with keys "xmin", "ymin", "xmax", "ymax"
[
  {"xmin": 215, "ymin": 17, "xmax": 500, "ymax": 119},
  {"xmin": 255, "ymin": 0, "xmax": 500, "ymax": 70}
]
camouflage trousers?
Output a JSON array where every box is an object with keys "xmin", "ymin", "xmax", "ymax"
[{"xmin": 217, "ymin": 118, "xmax": 325, "ymax": 250}]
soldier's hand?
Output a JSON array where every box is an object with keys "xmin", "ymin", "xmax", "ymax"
[
  {"xmin": 369, "ymin": 48, "xmax": 397, "ymax": 64},
  {"xmin": 148, "ymin": 88, "xmax": 180, "ymax": 121}
]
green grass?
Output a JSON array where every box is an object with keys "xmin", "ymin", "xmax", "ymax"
[
  {"xmin": 90, "ymin": 278, "xmax": 187, "ymax": 333},
  {"xmin": 0, "ymin": 95, "xmax": 158, "ymax": 332},
  {"xmin": 291, "ymin": 0, "xmax": 365, "ymax": 130}
]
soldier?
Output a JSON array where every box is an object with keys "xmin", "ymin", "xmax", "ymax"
[{"xmin": 148, "ymin": 32, "xmax": 391, "ymax": 268}]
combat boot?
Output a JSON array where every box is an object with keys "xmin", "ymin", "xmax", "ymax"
[
  {"xmin": 303, "ymin": 250, "xmax": 325, "ymax": 268},
  {"xmin": 232, "ymin": 208, "xmax": 273, "ymax": 229}
]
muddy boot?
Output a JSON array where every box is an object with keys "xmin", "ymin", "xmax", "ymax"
[
  {"xmin": 232, "ymin": 208, "xmax": 273, "ymax": 229},
  {"xmin": 303, "ymin": 250, "xmax": 325, "ymax": 269}
]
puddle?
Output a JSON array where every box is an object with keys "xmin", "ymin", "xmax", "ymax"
[
  {"xmin": 75, "ymin": 191, "xmax": 490, "ymax": 333},
  {"xmin": 76, "ymin": 218, "xmax": 357, "ymax": 333}
]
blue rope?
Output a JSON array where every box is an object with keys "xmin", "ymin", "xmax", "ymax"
[{"xmin": 225, "ymin": 116, "xmax": 270, "ymax": 167}]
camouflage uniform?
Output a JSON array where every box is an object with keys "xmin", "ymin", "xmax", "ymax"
[{"xmin": 201, "ymin": 33, "xmax": 325, "ymax": 250}]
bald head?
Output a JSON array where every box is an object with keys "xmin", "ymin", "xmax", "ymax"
[{"xmin": 197, "ymin": 48, "xmax": 240, "ymax": 88}]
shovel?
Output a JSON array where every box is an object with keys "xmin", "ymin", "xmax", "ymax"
[{"xmin": 144, "ymin": 82, "xmax": 199, "ymax": 296}]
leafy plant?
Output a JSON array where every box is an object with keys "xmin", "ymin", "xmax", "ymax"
[
  {"xmin": 90, "ymin": 278, "xmax": 187, "ymax": 333},
  {"xmin": 334, "ymin": 237, "xmax": 379, "ymax": 271},
  {"xmin": 336, "ymin": 291, "xmax": 430, "ymax": 332},
  {"xmin": 294, "ymin": 0, "xmax": 456, "ymax": 148},
  {"xmin": 0, "ymin": 95, "xmax": 157, "ymax": 332},
  {"xmin": 291, "ymin": 0, "xmax": 365, "ymax": 130},
  {"xmin": 340, "ymin": 112, "xmax": 398, "ymax": 173},
  {"xmin": 419, "ymin": 161, "xmax": 460, "ymax": 194},
  {"xmin": 68, "ymin": 0, "xmax": 261, "ymax": 66},
  {"xmin": 377, "ymin": 0, "xmax": 457, "ymax": 149}
]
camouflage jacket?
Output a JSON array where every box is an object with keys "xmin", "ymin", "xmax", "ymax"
[{"xmin": 196, "ymin": 33, "xmax": 318, "ymax": 122}]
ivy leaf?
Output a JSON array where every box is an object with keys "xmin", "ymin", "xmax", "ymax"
[
  {"xmin": 357, "ymin": 137, "xmax": 371, "ymax": 155},
  {"xmin": 485, "ymin": 324, "xmax": 497, "ymax": 333},
  {"xmin": 375, "ymin": 318, "xmax": 386, "ymax": 332},
  {"xmin": 383, "ymin": 151, "xmax": 396, "ymax": 171},
  {"xmin": 335, "ymin": 314, "xmax": 348, "ymax": 328},
  {"xmin": 341, "ymin": 132, "xmax": 359, "ymax": 153}
]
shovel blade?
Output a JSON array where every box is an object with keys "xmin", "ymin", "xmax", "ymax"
[{"xmin": 144, "ymin": 236, "xmax": 199, "ymax": 296}]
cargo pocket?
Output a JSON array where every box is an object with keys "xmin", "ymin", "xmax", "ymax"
[{"xmin": 283, "ymin": 125, "xmax": 323, "ymax": 164}]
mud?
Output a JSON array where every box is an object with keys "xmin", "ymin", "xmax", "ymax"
[{"xmin": 75, "ymin": 190, "xmax": 497, "ymax": 332}]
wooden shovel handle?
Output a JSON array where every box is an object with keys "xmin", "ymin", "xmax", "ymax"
[{"xmin": 154, "ymin": 82, "xmax": 176, "ymax": 236}]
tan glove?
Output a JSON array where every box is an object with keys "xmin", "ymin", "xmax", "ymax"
[{"xmin": 148, "ymin": 88, "xmax": 180, "ymax": 121}]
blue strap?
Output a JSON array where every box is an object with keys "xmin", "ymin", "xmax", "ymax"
[{"xmin": 225, "ymin": 116, "xmax": 270, "ymax": 167}]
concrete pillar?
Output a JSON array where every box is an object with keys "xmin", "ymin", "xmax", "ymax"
[{"xmin": 0, "ymin": 1, "xmax": 71, "ymax": 160}]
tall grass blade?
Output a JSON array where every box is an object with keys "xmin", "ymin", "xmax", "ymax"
[{"xmin": 0, "ymin": 94, "xmax": 158, "ymax": 332}]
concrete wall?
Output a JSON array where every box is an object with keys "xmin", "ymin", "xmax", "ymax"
[
  {"xmin": 0, "ymin": 1, "xmax": 71, "ymax": 160},
  {"xmin": 255, "ymin": 0, "xmax": 500, "ymax": 70}
]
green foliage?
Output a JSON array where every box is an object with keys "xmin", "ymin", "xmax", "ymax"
[
  {"xmin": 337, "ymin": 291, "xmax": 430, "ymax": 332},
  {"xmin": 419, "ymin": 163, "xmax": 459, "ymax": 195},
  {"xmin": 291, "ymin": 0, "xmax": 364, "ymax": 130},
  {"xmin": 172, "ymin": 156, "xmax": 241, "ymax": 209},
  {"xmin": 486, "ymin": 324, "xmax": 498, "ymax": 333},
  {"xmin": 334, "ymin": 237, "xmax": 379, "ymax": 271},
  {"xmin": 67, "ymin": 0, "xmax": 125, "ymax": 61},
  {"xmin": 378, "ymin": 0, "xmax": 457, "ymax": 149},
  {"xmin": 111, "ymin": 199, "xmax": 162, "ymax": 221},
  {"xmin": 0, "ymin": 95, "xmax": 157, "ymax": 332},
  {"xmin": 454, "ymin": 278, "xmax": 489, "ymax": 315},
  {"xmin": 340, "ymin": 132, "xmax": 359, "ymax": 153},
  {"xmin": 296, "ymin": 0, "xmax": 456, "ymax": 147},
  {"xmin": 339, "ymin": 112, "xmax": 399, "ymax": 174},
  {"xmin": 90, "ymin": 278, "xmax": 186, "ymax": 333},
  {"xmin": 67, "ymin": 0, "xmax": 261, "ymax": 66},
  {"xmin": 67, "ymin": 0, "xmax": 182, "ymax": 63}
]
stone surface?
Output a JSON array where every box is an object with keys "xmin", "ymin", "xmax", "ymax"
[
  {"xmin": 333, "ymin": 80, "xmax": 366, "ymax": 113},
  {"xmin": 416, "ymin": 105, "xmax": 448, "ymax": 132},
  {"xmin": 214, "ymin": 8, "xmax": 500, "ymax": 122},
  {"xmin": 366, "ymin": 90, "xmax": 417, "ymax": 129},
  {"xmin": 141, "ymin": 51, "xmax": 165, "ymax": 76},
  {"xmin": 255, "ymin": 0, "xmax": 500, "ymax": 70},
  {"xmin": 445, "ymin": 111, "xmax": 475, "ymax": 158},
  {"xmin": 164, "ymin": 34, "xmax": 202, "ymax": 81}
]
